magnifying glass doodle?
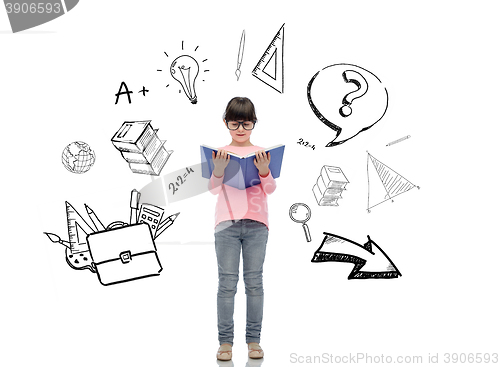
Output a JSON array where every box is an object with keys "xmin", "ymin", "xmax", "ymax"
[{"xmin": 289, "ymin": 203, "xmax": 312, "ymax": 242}]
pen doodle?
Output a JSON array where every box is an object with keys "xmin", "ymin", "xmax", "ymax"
[
  {"xmin": 367, "ymin": 151, "xmax": 419, "ymax": 212},
  {"xmin": 312, "ymin": 165, "xmax": 349, "ymax": 206},
  {"xmin": 307, "ymin": 63, "xmax": 388, "ymax": 147},
  {"xmin": 252, "ymin": 23, "xmax": 285, "ymax": 93},
  {"xmin": 311, "ymin": 232, "xmax": 402, "ymax": 279},
  {"xmin": 130, "ymin": 189, "xmax": 140, "ymax": 225}
]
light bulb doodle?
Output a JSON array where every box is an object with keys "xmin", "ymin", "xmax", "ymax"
[
  {"xmin": 158, "ymin": 41, "xmax": 209, "ymax": 104},
  {"xmin": 170, "ymin": 55, "xmax": 199, "ymax": 104}
]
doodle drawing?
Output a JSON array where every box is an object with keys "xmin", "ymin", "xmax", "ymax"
[
  {"xmin": 386, "ymin": 135, "xmax": 411, "ymax": 147},
  {"xmin": 130, "ymin": 189, "xmax": 140, "ymax": 224},
  {"xmin": 367, "ymin": 152, "xmax": 419, "ymax": 212},
  {"xmin": 61, "ymin": 141, "xmax": 96, "ymax": 174},
  {"xmin": 289, "ymin": 203, "xmax": 312, "ymax": 242},
  {"xmin": 312, "ymin": 165, "xmax": 349, "ymax": 206},
  {"xmin": 87, "ymin": 223, "xmax": 162, "ymax": 286},
  {"xmin": 170, "ymin": 55, "xmax": 200, "ymax": 104},
  {"xmin": 160, "ymin": 41, "xmax": 209, "ymax": 103},
  {"xmin": 44, "ymin": 190, "xmax": 180, "ymax": 286},
  {"xmin": 311, "ymin": 232, "xmax": 401, "ymax": 279},
  {"xmin": 235, "ymin": 29, "xmax": 246, "ymax": 81},
  {"xmin": 44, "ymin": 201, "xmax": 97, "ymax": 273},
  {"xmin": 252, "ymin": 23, "xmax": 285, "ymax": 93},
  {"xmin": 307, "ymin": 63, "xmax": 388, "ymax": 147},
  {"xmin": 111, "ymin": 120, "xmax": 173, "ymax": 176}
]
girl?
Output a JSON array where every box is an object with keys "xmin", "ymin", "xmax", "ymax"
[{"xmin": 209, "ymin": 97, "xmax": 276, "ymax": 361}]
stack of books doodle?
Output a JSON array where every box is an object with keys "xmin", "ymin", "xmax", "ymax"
[
  {"xmin": 312, "ymin": 165, "xmax": 349, "ymax": 206},
  {"xmin": 111, "ymin": 120, "xmax": 172, "ymax": 175}
]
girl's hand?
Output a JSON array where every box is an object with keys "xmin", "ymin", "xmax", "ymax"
[
  {"xmin": 212, "ymin": 150, "xmax": 230, "ymax": 178},
  {"xmin": 254, "ymin": 150, "xmax": 271, "ymax": 177}
]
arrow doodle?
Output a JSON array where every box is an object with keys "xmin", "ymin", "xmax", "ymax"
[{"xmin": 311, "ymin": 232, "xmax": 401, "ymax": 279}]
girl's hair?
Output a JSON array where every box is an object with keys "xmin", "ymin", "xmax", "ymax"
[{"xmin": 223, "ymin": 97, "xmax": 257, "ymax": 122}]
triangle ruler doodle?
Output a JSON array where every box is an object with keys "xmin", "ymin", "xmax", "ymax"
[
  {"xmin": 252, "ymin": 23, "xmax": 285, "ymax": 93},
  {"xmin": 367, "ymin": 152, "xmax": 419, "ymax": 212},
  {"xmin": 65, "ymin": 201, "xmax": 95, "ymax": 253}
]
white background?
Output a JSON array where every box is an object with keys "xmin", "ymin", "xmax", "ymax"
[{"xmin": 1, "ymin": 1, "xmax": 499, "ymax": 366}]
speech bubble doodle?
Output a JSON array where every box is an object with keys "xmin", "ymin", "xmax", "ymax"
[{"xmin": 307, "ymin": 63, "xmax": 388, "ymax": 147}]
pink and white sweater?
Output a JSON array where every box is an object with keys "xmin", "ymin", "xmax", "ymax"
[{"xmin": 208, "ymin": 145, "xmax": 277, "ymax": 229}]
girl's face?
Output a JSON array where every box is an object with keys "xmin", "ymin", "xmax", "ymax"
[{"xmin": 225, "ymin": 120, "xmax": 254, "ymax": 146}]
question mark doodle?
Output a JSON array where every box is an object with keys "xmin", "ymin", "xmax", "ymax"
[
  {"xmin": 307, "ymin": 63, "xmax": 388, "ymax": 147},
  {"xmin": 339, "ymin": 70, "xmax": 369, "ymax": 117}
]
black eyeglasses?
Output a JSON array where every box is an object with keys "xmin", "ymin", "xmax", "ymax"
[{"xmin": 226, "ymin": 120, "xmax": 256, "ymax": 130}]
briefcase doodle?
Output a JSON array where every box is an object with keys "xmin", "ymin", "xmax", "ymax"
[{"xmin": 87, "ymin": 223, "xmax": 162, "ymax": 286}]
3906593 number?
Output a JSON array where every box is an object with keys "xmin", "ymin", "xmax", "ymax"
[
  {"xmin": 5, "ymin": 2, "xmax": 61, "ymax": 14},
  {"xmin": 444, "ymin": 353, "xmax": 498, "ymax": 363}
]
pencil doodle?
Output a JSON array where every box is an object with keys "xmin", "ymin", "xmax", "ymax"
[
  {"xmin": 153, "ymin": 211, "xmax": 180, "ymax": 239},
  {"xmin": 311, "ymin": 232, "xmax": 402, "ymax": 279},
  {"xmin": 312, "ymin": 165, "xmax": 349, "ymax": 206},
  {"xmin": 367, "ymin": 151, "xmax": 419, "ymax": 212},
  {"xmin": 61, "ymin": 141, "xmax": 96, "ymax": 174},
  {"xmin": 307, "ymin": 63, "xmax": 388, "ymax": 147},
  {"xmin": 44, "ymin": 190, "xmax": 180, "ymax": 286},
  {"xmin": 235, "ymin": 29, "xmax": 246, "ymax": 81},
  {"xmin": 252, "ymin": 23, "xmax": 285, "ymax": 93},
  {"xmin": 387, "ymin": 135, "xmax": 411, "ymax": 147},
  {"xmin": 111, "ymin": 120, "xmax": 173, "ymax": 176},
  {"xmin": 158, "ymin": 41, "xmax": 209, "ymax": 103},
  {"xmin": 289, "ymin": 203, "xmax": 312, "ymax": 242}
]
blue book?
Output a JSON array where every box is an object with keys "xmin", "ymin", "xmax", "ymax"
[{"xmin": 200, "ymin": 144, "xmax": 285, "ymax": 190}]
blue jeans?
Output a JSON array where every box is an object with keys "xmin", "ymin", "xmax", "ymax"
[{"xmin": 214, "ymin": 219, "xmax": 269, "ymax": 346}]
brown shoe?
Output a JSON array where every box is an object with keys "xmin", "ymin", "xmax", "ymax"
[
  {"xmin": 217, "ymin": 344, "xmax": 232, "ymax": 361},
  {"xmin": 248, "ymin": 343, "xmax": 264, "ymax": 359}
]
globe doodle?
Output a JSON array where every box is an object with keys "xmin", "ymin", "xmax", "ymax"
[{"xmin": 62, "ymin": 141, "xmax": 96, "ymax": 174}]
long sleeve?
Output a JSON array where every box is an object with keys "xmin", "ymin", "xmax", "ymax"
[
  {"xmin": 258, "ymin": 171, "xmax": 277, "ymax": 195},
  {"xmin": 208, "ymin": 173, "xmax": 224, "ymax": 195}
]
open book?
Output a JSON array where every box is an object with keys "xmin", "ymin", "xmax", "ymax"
[{"xmin": 200, "ymin": 144, "xmax": 285, "ymax": 190}]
